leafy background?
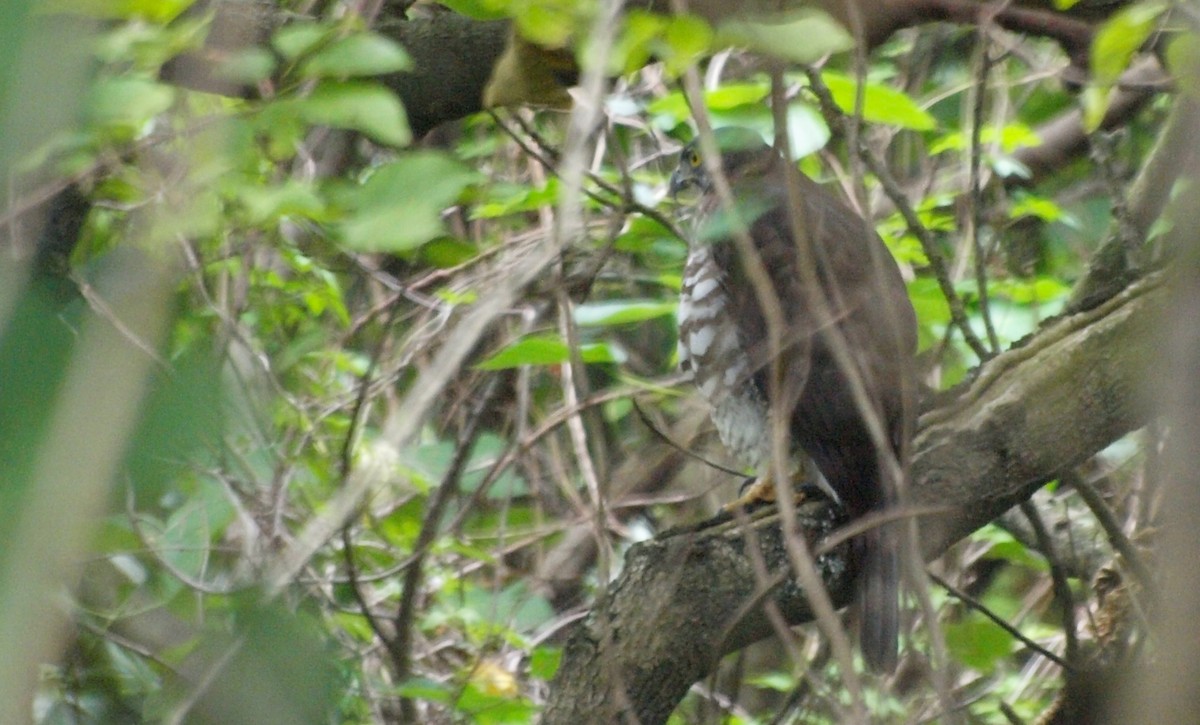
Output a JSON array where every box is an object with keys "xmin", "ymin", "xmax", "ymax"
[{"xmin": 0, "ymin": 0, "xmax": 1182, "ymax": 722}]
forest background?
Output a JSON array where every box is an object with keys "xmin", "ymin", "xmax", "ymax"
[{"xmin": 3, "ymin": 0, "xmax": 1200, "ymax": 723}]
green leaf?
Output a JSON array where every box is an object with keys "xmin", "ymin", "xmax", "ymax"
[
  {"xmin": 1167, "ymin": 32, "xmax": 1200, "ymax": 98},
  {"xmin": 42, "ymin": 0, "xmax": 191, "ymax": 21},
  {"xmin": 475, "ymin": 335, "xmax": 623, "ymax": 370},
  {"xmin": 944, "ymin": 614, "xmax": 1014, "ymax": 671},
  {"xmin": 273, "ymin": 22, "xmax": 329, "ymax": 60},
  {"xmin": 573, "ymin": 299, "xmax": 677, "ymax": 327},
  {"xmin": 647, "ymin": 83, "xmax": 768, "ymax": 124},
  {"xmin": 662, "ymin": 14, "xmax": 713, "ymax": 75},
  {"xmin": 295, "ymin": 81, "xmax": 411, "ymax": 146},
  {"xmin": 929, "ymin": 123, "xmax": 1042, "ymax": 155},
  {"xmin": 186, "ymin": 596, "xmax": 340, "ymax": 722},
  {"xmin": 300, "ymin": 32, "xmax": 412, "ymax": 78},
  {"xmin": 529, "ymin": 647, "xmax": 562, "ymax": 681},
  {"xmin": 1009, "ymin": 194, "xmax": 1065, "ymax": 223},
  {"xmin": 336, "ymin": 151, "xmax": 479, "ymax": 252},
  {"xmin": 236, "ymin": 180, "xmax": 327, "ymax": 224},
  {"xmin": 85, "ymin": 76, "xmax": 174, "ymax": 138},
  {"xmin": 472, "ymin": 178, "xmax": 561, "ymax": 219},
  {"xmin": 437, "ymin": 0, "xmax": 509, "ymax": 20},
  {"xmin": 747, "ymin": 671, "xmax": 796, "ymax": 692},
  {"xmin": 1092, "ymin": 2, "xmax": 1165, "ymax": 87},
  {"xmin": 717, "ymin": 9, "xmax": 853, "ymax": 64},
  {"xmin": 1086, "ymin": 2, "xmax": 1167, "ymax": 130},
  {"xmin": 820, "ymin": 72, "xmax": 936, "ymax": 131},
  {"xmin": 397, "ymin": 677, "xmax": 454, "ymax": 703},
  {"xmin": 216, "ymin": 47, "xmax": 277, "ymax": 85}
]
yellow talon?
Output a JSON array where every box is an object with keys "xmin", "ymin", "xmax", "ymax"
[{"xmin": 723, "ymin": 471, "xmax": 818, "ymax": 513}]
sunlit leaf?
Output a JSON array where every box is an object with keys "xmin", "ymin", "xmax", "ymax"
[
  {"xmin": 1086, "ymin": 2, "xmax": 1167, "ymax": 130},
  {"xmin": 41, "ymin": 0, "xmax": 191, "ymax": 21},
  {"xmin": 573, "ymin": 299, "xmax": 677, "ymax": 326},
  {"xmin": 475, "ymin": 335, "xmax": 623, "ymax": 369},
  {"xmin": 820, "ymin": 72, "xmax": 936, "ymax": 131},
  {"xmin": 945, "ymin": 614, "xmax": 1014, "ymax": 671},
  {"xmin": 747, "ymin": 671, "xmax": 796, "ymax": 692},
  {"xmin": 1092, "ymin": 2, "xmax": 1166, "ymax": 87},
  {"xmin": 1009, "ymin": 194, "xmax": 1065, "ymax": 223},
  {"xmin": 529, "ymin": 647, "xmax": 562, "ymax": 681}
]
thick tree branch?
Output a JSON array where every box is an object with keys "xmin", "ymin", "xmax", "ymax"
[{"xmin": 544, "ymin": 271, "xmax": 1164, "ymax": 724}]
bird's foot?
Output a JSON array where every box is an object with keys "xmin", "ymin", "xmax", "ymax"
[{"xmin": 723, "ymin": 474, "xmax": 837, "ymax": 514}]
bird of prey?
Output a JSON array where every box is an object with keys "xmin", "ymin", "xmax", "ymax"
[{"xmin": 669, "ymin": 127, "xmax": 917, "ymax": 672}]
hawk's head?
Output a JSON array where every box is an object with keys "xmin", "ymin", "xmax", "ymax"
[{"xmin": 668, "ymin": 127, "xmax": 773, "ymax": 198}]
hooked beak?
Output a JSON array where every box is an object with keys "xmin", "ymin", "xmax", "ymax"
[{"xmin": 668, "ymin": 168, "xmax": 694, "ymax": 198}]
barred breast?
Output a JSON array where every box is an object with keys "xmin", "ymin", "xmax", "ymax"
[{"xmin": 678, "ymin": 245, "xmax": 769, "ymax": 470}]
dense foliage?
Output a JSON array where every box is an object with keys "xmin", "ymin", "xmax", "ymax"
[{"xmin": 1, "ymin": 0, "xmax": 1186, "ymax": 722}]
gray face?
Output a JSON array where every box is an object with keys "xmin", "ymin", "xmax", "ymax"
[{"xmin": 668, "ymin": 129, "xmax": 772, "ymax": 197}]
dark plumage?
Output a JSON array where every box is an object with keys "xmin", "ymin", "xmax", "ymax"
[{"xmin": 670, "ymin": 128, "xmax": 917, "ymax": 672}]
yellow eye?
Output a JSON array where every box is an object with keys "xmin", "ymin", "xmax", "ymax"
[{"xmin": 688, "ymin": 150, "xmax": 700, "ymax": 167}]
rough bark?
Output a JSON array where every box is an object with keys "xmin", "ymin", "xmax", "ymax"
[{"xmin": 543, "ymin": 271, "xmax": 1164, "ymax": 725}]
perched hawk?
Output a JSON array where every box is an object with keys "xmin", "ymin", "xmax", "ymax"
[{"xmin": 669, "ymin": 127, "xmax": 917, "ymax": 672}]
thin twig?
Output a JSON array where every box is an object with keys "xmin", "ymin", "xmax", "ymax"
[
  {"xmin": 338, "ymin": 301, "xmax": 404, "ymax": 658},
  {"xmin": 927, "ymin": 571, "xmax": 1071, "ymax": 669},
  {"xmin": 969, "ymin": 35, "xmax": 1001, "ymax": 353},
  {"xmin": 1062, "ymin": 469, "xmax": 1158, "ymax": 601},
  {"xmin": 1019, "ymin": 499, "xmax": 1079, "ymax": 664},
  {"xmin": 392, "ymin": 376, "xmax": 500, "ymax": 720}
]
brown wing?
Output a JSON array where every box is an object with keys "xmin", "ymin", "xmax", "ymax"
[
  {"xmin": 710, "ymin": 164, "xmax": 916, "ymax": 508},
  {"xmin": 711, "ymin": 160, "xmax": 916, "ymax": 672}
]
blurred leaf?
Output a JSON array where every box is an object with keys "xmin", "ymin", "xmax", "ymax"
[
  {"xmin": 1009, "ymin": 194, "xmax": 1065, "ymax": 223},
  {"xmin": 216, "ymin": 48, "xmax": 277, "ymax": 85},
  {"xmin": 929, "ymin": 123, "xmax": 1042, "ymax": 155},
  {"xmin": 295, "ymin": 81, "xmax": 411, "ymax": 147},
  {"xmin": 1092, "ymin": 3, "xmax": 1165, "ymax": 86},
  {"xmin": 469, "ymin": 660, "xmax": 518, "ymax": 697},
  {"xmin": 272, "ymin": 22, "xmax": 330, "ymax": 60},
  {"xmin": 1167, "ymin": 32, "xmax": 1200, "ymax": 98},
  {"xmin": 662, "ymin": 14, "xmax": 713, "ymax": 75},
  {"xmin": 438, "ymin": 0, "xmax": 510, "ymax": 20},
  {"xmin": 1086, "ymin": 2, "xmax": 1166, "ymax": 130},
  {"xmin": 125, "ymin": 347, "xmax": 225, "ymax": 500},
  {"xmin": 821, "ymin": 72, "xmax": 936, "ymax": 130},
  {"xmin": 476, "ymin": 334, "xmax": 623, "ymax": 369},
  {"xmin": 336, "ymin": 151, "xmax": 479, "ymax": 251},
  {"xmin": 573, "ymin": 299, "xmax": 677, "ymax": 326},
  {"xmin": 422, "ymin": 237, "xmax": 478, "ymax": 268},
  {"xmin": 397, "ymin": 677, "xmax": 454, "ymax": 703},
  {"xmin": 461, "ymin": 581, "xmax": 554, "ymax": 633},
  {"xmin": 647, "ymin": 83, "xmax": 768, "ymax": 124},
  {"xmin": 41, "ymin": 0, "xmax": 191, "ymax": 21},
  {"xmin": 455, "ymin": 682, "xmax": 536, "ymax": 725},
  {"xmin": 235, "ymin": 180, "xmax": 327, "ymax": 225},
  {"xmin": 473, "ymin": 178, "xmax": 560, "ymax": 219},
  {"xmin": 529, "ymin": 647, "xmax": 562, "ymax": 680},
  {"xmin": 85, "ymin": 76, "xmax": 174, "ymax": 140},
  {"xmin": 747, "ymin": 671, "xmax": 796, "ymax": 692},
  {"xmin": 181, "ymin": 596, "xmax": 339, "ymax": 724},
  {"xmin": 718, "ymin": 10, "xmax": 852, "ymax": 63},
  {"xmin": 300, "ymin": 32, "xmax": 412, "ymax": 78},
  {"xmin": 945, "ymin": 614, "xmax": 1014, "ymax": 671}
]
